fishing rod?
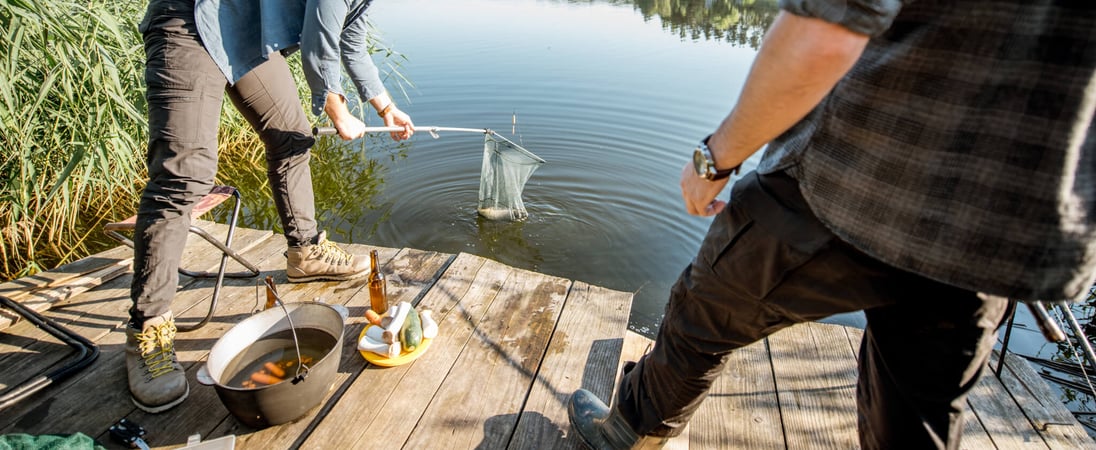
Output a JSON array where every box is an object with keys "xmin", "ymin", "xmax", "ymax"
[{"xmin": 1025, "ymin": 300, "xmax": 1096, "ymax": 370}]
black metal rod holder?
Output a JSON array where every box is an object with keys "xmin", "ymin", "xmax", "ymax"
[{"xmin": 0, "ymin": 295, "xmax": 99, "ymax": 410}]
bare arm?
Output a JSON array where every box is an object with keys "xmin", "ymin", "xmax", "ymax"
[
  {"xmin": 681, "ymin": 11, "xmax": 871, "ymax": 216},
  {"xmin": 323, "ymin": 91, "xmax": 414, "ymax": 141},
  {"xmin": 314, "ymin": 0, "xmax": 414, "ymax": 142}
]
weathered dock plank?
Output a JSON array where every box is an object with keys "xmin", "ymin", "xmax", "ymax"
[
  {"xmin": 401, "ymin": 258, "xmax": 571, "ymax": 449},
  {"xmin": 994, "ymin": 352, "xmax": 1096, "ymax": 450},
  {"xmin": 510, "ymin": 281, "xmax": 633, "ymax": 450},
  {"xmin": 770, "ymin": 322, "xmax": 860, "ymax": 449},
  {"xmin": 0, "ymin": 246, "xmax": 132, "ymax": 330},
  {"xmin": 301, "ymin": 252, "xmax": 501, "ymax": 449},
  {"xmin": 692, "ymin": 333, "xmax": 784, "ymax": 450},
  {"xmin": 960, "ymin": 415, "xmax": 998, "ymax": 450},
  {"xmin": 967, "ymin": 363, "xmax": 1050, "ymax": 449}
]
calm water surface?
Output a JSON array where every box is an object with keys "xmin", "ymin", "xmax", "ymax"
[{"xmin": 323, "ymin": 0, "xmax": 773, "ymax": 336}]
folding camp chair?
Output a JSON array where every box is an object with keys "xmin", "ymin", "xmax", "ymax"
[{"xmin": 104, "ymin": 185, "xmax": 260, "ymax": 331}]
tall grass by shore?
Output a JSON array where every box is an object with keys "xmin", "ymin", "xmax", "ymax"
[
  {"xmin": 0, "ymin": 0, "xmax": 147, "ymax": 279},
  {"xmin": 0, "ymin": 0, "xmax": 404, "ymax": 281}
]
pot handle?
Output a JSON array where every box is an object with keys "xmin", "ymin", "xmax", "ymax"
[
  {"xmin": 330, "ymin": 304, "xmax": 349, "ymax": 322},
  {"xmin": 196, "ymin": 364, "xmax": 216, "ymax": 386},
  {"xmin": 312, "ymin": 296, "xmax": 349, "ymax": 323}
]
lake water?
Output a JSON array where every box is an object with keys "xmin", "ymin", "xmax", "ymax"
[{"xmin": 316, "ymin": 0, "xmax": 778, "ymax": 337}]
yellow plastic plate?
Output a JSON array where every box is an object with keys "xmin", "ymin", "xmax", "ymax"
[{"xmin": 358, "ymin": 324, "xmax": 432, "ymax": 367}]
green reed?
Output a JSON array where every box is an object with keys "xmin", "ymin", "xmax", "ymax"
[
  {"xmin": 0, "ymin": 0, "xmax": 407, "ymax": 281},
  {"xmin": 0, "ymin": 0, "xmax": 146, "ymax": 279}
]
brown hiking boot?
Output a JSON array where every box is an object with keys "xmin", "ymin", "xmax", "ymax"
[
  {"xmin": 126, "ymin": 312, "xmax": 188, "ymax": 413},
  {"xmin": 286, "ymin": 231, "xmax": 369, "ymax": 283}
]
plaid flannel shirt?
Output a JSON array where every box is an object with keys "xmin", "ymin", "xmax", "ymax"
[{"xmin": 760, "ymin": 0, "xmax": 1096, "ymax": 302}]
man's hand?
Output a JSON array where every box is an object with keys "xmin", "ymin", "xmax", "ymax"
[
  {"xmin": 381, "ymin": 105, "xmax": 414, "ymax": 141},
  {"xmin": 680, "ymin": 163, "xmax": 730, "ymax": 216},
  {"xmin": 324, "ymin": 92, "xmax": 366, "ymax": 140},
  {"xmin": 332, "ymin": 115, "xmax": 367, "ymax": 141},
  {"xmin": 369, "ymin": 91, "xmax": 414, "ymax": 141}
]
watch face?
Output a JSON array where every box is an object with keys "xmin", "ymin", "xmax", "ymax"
[{"xmin": 693, "ymin": 147, "xmax": 710, "ymax": 178}]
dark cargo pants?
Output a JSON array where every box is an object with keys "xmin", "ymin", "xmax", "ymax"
[
  {"xmin": 616, "ymin": 170, "xmax": 1008, "ymax": 449},
  {"xmin": 130, "ymin": 0, "xmax": 318, "ymax": 325}
]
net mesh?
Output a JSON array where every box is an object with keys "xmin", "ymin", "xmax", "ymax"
[{"xmin": 478, "ymin": 132, "xmax": 545, "ymax": 221}]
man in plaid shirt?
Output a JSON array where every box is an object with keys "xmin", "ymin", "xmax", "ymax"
[{"xmin": 570, "ymin": 1, "xmax": 1095, "ymax": 449}]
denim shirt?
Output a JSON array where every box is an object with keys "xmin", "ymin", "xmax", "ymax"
[{"xmin": 194, "ymin": 0, "xmax": 384, "ymax": 115}]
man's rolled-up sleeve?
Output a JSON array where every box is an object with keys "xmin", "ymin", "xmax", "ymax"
[
  {"xmin": 341, "ymin": 1, "xmax": 384, "ymax": 104},
  {"xmin": 779, "ymin": 0, "xmax": 904, "ymax": 36},
  {"xmin": 302, "ymin": 0, "xmax": 348, "ymax": 116}
]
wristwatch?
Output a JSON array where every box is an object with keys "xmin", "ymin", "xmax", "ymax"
[{"xmin": 693, "ymin": 135, "xmax": 740, "ymax": 181}]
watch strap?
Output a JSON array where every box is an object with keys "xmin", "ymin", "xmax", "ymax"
[{"xmin": 702, "ymin": 135, "xmax": 741, "ymax": 180}]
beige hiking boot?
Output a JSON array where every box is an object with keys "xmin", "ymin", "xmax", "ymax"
[
  {"xmin": 126, "ymin": 312, "xmax": 189, "ymax": 413},
  {"xmin": 286, "ymin": 231, "xmax": 369, "ymax": 283}
]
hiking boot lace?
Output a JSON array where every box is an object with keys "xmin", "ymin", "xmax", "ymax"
[
  {"xmin": 314, "ymin": 239, "xmax": 353, "ymax": 267},
  {"xmin": 137, "ymin": 321, "xmax": 179, "ymax": 379}
]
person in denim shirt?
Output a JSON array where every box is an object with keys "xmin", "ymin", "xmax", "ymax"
[
  {"xmin": 569, "ymin": 1, "xmax": 1095, "ymax": 449},
  {"xmin": 126, "ymin": 0, "xmax": 411, "ymax": 413}
]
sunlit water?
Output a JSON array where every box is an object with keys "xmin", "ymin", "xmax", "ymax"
[{"xmin": 333, "ymin": 0, "xmax": 764, "ymax": 337}]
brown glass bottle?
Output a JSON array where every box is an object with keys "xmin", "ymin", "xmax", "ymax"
[
  {"xmin": 368, "ymin": 250, "xmax": 388, "ymax": 315},
  {"xmin": 264, "ymin": 276, "xmax": 278, "ymax": 310}
]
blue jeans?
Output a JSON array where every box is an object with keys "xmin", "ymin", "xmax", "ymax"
[
  {"xmin": 616, "ymin": 170, "xmax": 1008, "ymax": 449},
  {"xmin": 130, "ymin": 0, "xmax": 318, "ymax": 324}
]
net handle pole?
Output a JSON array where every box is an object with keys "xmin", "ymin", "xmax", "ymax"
[
  {"xmin": 312, "ymin": 126, "xmax": 490, "ymax": 136},
  {"xmin": 314, "ymin": 125, "xmax": 545, "ymax": 163}
]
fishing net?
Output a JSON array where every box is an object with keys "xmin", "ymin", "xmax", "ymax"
[{"xmin": 477, "ymin": 132, "xmax": 545, "ymax": 221}]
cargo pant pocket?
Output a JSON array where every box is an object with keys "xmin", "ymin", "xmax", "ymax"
[{"xmin": 697, "ymin": 170, "xmax": 835, "ymax": 302}]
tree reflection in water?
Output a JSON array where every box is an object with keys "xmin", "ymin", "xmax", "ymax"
[{"xmin": 555, "ymin": 0, "xmax": 779, "ymax": 49}]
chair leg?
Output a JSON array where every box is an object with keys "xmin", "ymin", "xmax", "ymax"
[
  {"xmin": 179, "ymin": 188, "xmax": 261, "ymax": 278},
  {"xmin": 104, "ymin": 229, "xmax": 135, "ymax": 249},
  {"xmin": 177, "ymin": 226, "xmax": 261, "ymax": 278},
  {"xmin": 104, "ymin": 187, "xmax": 261, "ymax": 332},
  {"xmin": 177, "ymin": 189, "xmax": 260, "ymax": 332}
]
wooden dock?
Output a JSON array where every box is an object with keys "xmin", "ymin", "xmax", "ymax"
[{"xmin": 0, "ymin": 221, "xmax": 1093, "ymax": 449}]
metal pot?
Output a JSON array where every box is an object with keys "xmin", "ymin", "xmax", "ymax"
[{"xmin": 197, "ymin": 302, "xmax": 345, "ymax": 428}]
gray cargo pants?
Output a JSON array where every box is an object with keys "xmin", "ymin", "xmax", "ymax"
[
  {"xmin": 130, "ymin": 0, "xmax": 318, "ymax": 325},
  {"xmin": 616, "ymin": 170, "xmax": 1009, "ymax": 449}
]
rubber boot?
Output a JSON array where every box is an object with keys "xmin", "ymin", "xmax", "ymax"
[{"xmin": 569, "ymin": 388, "xmax": 668, "ymax": 450}]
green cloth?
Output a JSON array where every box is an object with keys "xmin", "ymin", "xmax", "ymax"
[{"xmin": 0, "ymin": 433, "xmax": 105, "ymax": 450}]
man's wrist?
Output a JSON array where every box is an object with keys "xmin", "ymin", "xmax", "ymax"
[
  {"xmin": 324, "ymin": 92, "xmax": 349, "ymax": 118},
  {"xmin": 694, "ymin": 134, "xmax": 741, "ymax": 181},
  {"xmin": 377, "ymin": 103, "xmax": 394, "ymax": 118}
]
